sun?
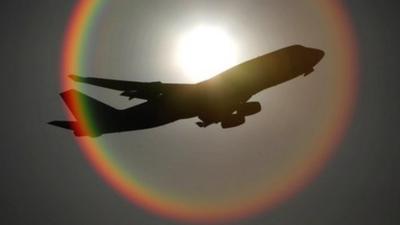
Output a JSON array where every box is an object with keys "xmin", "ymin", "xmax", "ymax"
[{"xmin": 175, "ymin": 25, "xmax": 238, "ymax": 82}]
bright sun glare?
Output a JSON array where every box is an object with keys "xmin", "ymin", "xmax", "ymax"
[{"xmin": 176, "ymin": 25, "xmax": 238, "ymax": 82}]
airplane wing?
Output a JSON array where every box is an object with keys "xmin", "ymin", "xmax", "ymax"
[{"xmin": 69, "ymin": 75, "xmax": 194, "ymax": 100}]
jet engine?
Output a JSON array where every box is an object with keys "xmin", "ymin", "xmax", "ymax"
[
  {"xmin": 237, "ymin": 102, "xmax": 261, "ymax": 116},
  {"xmin": 221, "ymin": 114, "xmax": 245, "ymax": 128}
]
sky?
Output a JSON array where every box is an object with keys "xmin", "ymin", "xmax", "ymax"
[{"xmin": 1, "ymin": 1, "xmax": 399, "ymax": 225}]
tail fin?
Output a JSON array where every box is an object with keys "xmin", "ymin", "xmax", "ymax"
[
  {"xmin": 51, "ymin": 90, "xmax": 118, "ymax": 137},
  {"xmin": 60, "ymin": 89, "xmax": 118, "ymax": 119}
]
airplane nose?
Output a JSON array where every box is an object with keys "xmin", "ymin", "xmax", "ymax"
[
  {"xmin": 309, "ymin": 48, "xmax": 325, "ymax": 65},
  {"xmin": 316, "ymin": 49, "xmax": 325, "ymax": 61},
  {"xmin": 300, "ymin": 47, "xmax": 325, "ymax": 76}
]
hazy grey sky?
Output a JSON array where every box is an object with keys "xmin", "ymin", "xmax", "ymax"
[{"xmin": 1, "ymin": 1, "xmax": 399, "ymax": 225}]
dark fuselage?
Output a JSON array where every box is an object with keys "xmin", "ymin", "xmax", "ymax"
[
  {"xmin": 50, "ymin": 45, "xmax": 324, "ymax": 136},
  {"xmin": 112, "ymin": 45, "xmax": 324, "ymax": 132}
]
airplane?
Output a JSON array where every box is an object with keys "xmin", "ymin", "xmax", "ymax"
[{"xmin": 49, "ymin": 45, "xmax": 324, "ymax": 137}]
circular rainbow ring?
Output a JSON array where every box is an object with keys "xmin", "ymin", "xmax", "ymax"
[{"xmin": 60, "ymin": 0, "xmax": 359, "ymax": 224}]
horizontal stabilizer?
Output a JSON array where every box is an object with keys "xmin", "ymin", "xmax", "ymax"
[
  {"xmin": 48, "ymin": 120, "xmax": 77, "ymax": 130},
  {"xmin": 60, "ymin": 89, "xmax": 118, "ymax": 120},
  {"xmin": 48, "ymin": 120, "xmax": 100, "ymax": 137}
]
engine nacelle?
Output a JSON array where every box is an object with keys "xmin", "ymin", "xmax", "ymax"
[
  {"xmin": 237, "ymin": 102, "xmax": 261, "ymax": 116},
  {"xmin": 221, "ymin": 114, "xmax": 245, "ymax": 128}
]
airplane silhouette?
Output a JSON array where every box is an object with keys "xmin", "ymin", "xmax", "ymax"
[{"xmin": 49, "ymin": 45, "xmax": 324, "ymax": 137}]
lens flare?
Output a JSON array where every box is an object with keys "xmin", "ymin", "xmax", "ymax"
[
  {"xmin": 175, "ymin": 25, "xmax": 238, "ymax": 82},
  {"xmin": 60, "ymin": 0, "xmax": 358, "ymax": 224}
]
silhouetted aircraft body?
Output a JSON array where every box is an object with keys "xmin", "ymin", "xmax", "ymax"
[{"xmin": 49, "ymin": 45, "xmax": 324, "ymax": 137}]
